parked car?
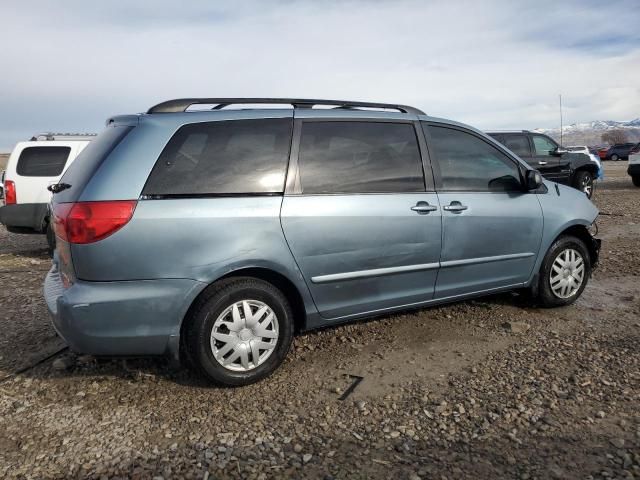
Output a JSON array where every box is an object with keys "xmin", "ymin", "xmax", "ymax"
[
  {"xmin": 602, "ymin": 142, "xmax": 640, "ymax": 161},
  {"xmin": 0, "ymin": 133, "xmax": 95, "ymax": 249},
  {"xmin": 629, "ymin": 151, "xmax": 640, "ymax": 187},
  {"xmin": 0, "ymin": 171, "xmax": 4, "ymax": 199},
  {"xmin": 45, "ymin": 98, "xmax": 601, "ymax": 386},
  {"xmin": 566, "ymin": 145, "xmax": 603, "ymax": 179},
  {"xmin": 486, "ymin": 131, "xmax": 599, "ymax": 198}
]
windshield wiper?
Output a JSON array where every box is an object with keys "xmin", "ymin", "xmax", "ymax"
[{"xmin": 47, "ymin": 183, "xmax": 72, "ymax": 194}]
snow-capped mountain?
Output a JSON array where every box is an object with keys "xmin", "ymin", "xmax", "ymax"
[{"xmin": 534, "ymin": 119, "xmax": 640, "ymax": 146}]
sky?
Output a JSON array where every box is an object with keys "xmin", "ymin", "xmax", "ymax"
[{"xmin": 0, "ymin": 0, "xmax": 639, "ymax": 150}]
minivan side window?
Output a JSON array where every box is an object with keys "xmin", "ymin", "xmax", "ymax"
[
  {"xmin": 143, "ymin": 118, "xmax": 293, "ymax": 195},
  {"xmin": 297, "ymin": 122, "xmax": 424, "ymax": 194},
  {"xmin": 502, "ymin": 134, "xmax": 531, "ymax": 157},
  {"xmin": 532, "ymin": 135, "xmax": 558, "ymax": 156},
  {"xmin": 17, "ymin": 147, "xmax": 71, "ymax": 177},
  {"xmin": 427, "ymin": 125, "xmax": 522, "ymax": 192}
]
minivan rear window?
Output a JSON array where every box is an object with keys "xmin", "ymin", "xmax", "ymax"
[
  {"xmin": 143, "ymin": 118, "xmax": 293, "ymax": 196},
  {"xmin": 55, "ymin": 125, "xmax": 133, "ymax": 203},
  {"xmin": 17, "ymin": 147, "xmax": 70, "ymax": 177}
]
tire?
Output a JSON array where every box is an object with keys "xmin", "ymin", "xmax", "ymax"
[
  {"xmin": 185, "ymin": 277, "xmax": 294, "ymax": 386},
  {"xmin": 534, "ymin": 235, "xmax": 591, "ymax": 308},
  {"xmin": 632, "ymin": 176, "xmax": 640, "ymax": 187},
  {"xmin": 572, "ymin": 170, "xmax": 594, "ymax": 198},
  {"xmin": 45, "ymin": 222, "xmax": 56, "ymax": 256},
  {"xmin": 611, "ymin": 154, "xmax": 619, "ymax": 161}
]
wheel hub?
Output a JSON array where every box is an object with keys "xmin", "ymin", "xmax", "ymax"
[
  {"xmin": 210, "ymin": 300, "xmax": 279, "ymax": 372},
  {"xmin": 550, "ymin": 248, "xmax": 585, "ymax": 299}
]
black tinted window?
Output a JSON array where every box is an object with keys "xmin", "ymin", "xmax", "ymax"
[
  {"xmin": 56, "ymin": 126, "xmax": 132, "ymax": 203},
  {"xmin": 297, "ymin": 122, "xmax": 424, "ymax": 194},
  {"xmin": 17, "ymin": 147, "xmax": 70, "ymax": 177},
  {"xmin": 502, "ymin": 135, "xmax": 531, "ymax": 157},
  {"xmin": 144, "ymin": 118, "xmax": 293, "ymax": 195},
  {"xmin": 427, "ymin": 125, "xmax": 521, "ymax": 192}
]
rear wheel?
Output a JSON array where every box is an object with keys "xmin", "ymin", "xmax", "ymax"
[
  {"xmin": 534, "ymin": 235, "xmax": 591, "ymax": 307},
  {"xmin": 572, "ymin": 170, "xmax": 594, "ymax": 198},
  {"xmin": 632, "ymin": 175, "xmax": 640, "ymax": 187},
  {"xmin": 185, "ymin": 277, "xmax": 294, "ymax": 386},
  {"xmin": 611, "ymin": 154, "xmax": 619, "ymax": 161}
]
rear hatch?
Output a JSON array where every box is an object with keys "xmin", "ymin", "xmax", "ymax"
[{"xmin": 51, "ymin": 124, "xmax": 134, "ymax": 287}]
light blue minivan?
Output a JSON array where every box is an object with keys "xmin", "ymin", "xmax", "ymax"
[{"xmin": 45, "ymin": 98, "xmax": 601, "ymax": 386}]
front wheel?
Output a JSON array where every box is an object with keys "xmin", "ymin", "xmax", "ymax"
[
  {"xmin": 611, "ymin": 154, "xmax": 619, "ymax": 161},
  {"xmin": 534, "ymin": 235, "xmax": 591, "ymax": 307},
  {"xmin": 573, "ymin": 170, "xmax": 594, "ymax": 198},
  {"xmin": 185, "ymin": 277, "xmax": 294, "ymax": 386},
  {"xmin": 632, "ymin": 175, "xmax": 640, "ymax": 187}
]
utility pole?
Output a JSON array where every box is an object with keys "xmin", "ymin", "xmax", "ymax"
[{"xmin": 559, "ymin": 94, "xmax": 563, "ymax": 147}]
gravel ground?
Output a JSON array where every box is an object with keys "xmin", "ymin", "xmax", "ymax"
[{"xmin": 0, "ymin": 163, "xmax": 638, "ymax": 480}]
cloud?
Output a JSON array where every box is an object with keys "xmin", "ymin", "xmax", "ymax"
[{"xmin": 0, "ymin": 0, "xmax": 639, "ymax": 150}]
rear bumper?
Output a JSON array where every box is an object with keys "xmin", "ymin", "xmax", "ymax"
[
  {"xmin": 44, "ymin": 264, "xmax": 205, "ymax": 357},
  {"xmin": 0, "ymin": 202, "xmax": 48, "ymax": 232},
  {"xmin": 628, "ymin": 164, "xmax": 640, "ymax": 176}
]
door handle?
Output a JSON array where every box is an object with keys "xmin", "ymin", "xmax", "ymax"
[
  {"xmin": 443, "ymin": 201, "xmax": 468, "ymax": 212},
  {"xmin": 538, "ymin": 161, "xmax": 548, "ymax": 165},
  {"xmin": 411, "ymin": 201, "xmax": 438, "ymax": 214}
]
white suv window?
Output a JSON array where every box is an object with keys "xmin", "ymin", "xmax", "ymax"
[{"xmin": 16, "ymin": 146, "xmax": 70, "ymax": 177}]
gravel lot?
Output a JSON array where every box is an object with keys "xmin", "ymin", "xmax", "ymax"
[{"xmin": 0, "ymin": 163, "xmax": 638, "ymax": 479}]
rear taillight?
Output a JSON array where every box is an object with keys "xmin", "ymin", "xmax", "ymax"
[
  {"xmin": 52, "ymin": 201, "xmax": 137, "ymax": 244},
  {"xmin": 4, "ymin": 180, "xmax": 16, "ymax": 204}
]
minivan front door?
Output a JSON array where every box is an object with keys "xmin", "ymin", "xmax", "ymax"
[
  {"xmin": 281, "ymin": 119, "xmax": 442, "ymax": 320},
  {"xmin": 425, "ymin": 123, "xmax": 543, "ymax": 299}
]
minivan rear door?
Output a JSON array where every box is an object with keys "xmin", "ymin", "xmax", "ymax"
[{"xmin": 281, "ymin": 117, "xmax": 442, "ymax": 321}]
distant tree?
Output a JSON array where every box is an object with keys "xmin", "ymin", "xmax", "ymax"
[{"xmin": 601, "ymin": 129, "xmax": 628, "ymax": 145}]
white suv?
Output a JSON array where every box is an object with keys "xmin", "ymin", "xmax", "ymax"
[{"xmin": 0, "ymin": 133, "xmax": 95, "ymax": 248}]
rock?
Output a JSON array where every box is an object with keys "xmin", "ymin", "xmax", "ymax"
[
  {"xmin": 503, "ymin": 321, "xmax": 530, "ymax": 334},
  {"xmin": 293, "ymin": 444, "xmax": 303, "ymax": 453},
  {"xmin": 596, "ymin": 411, "xmax": 606, "ymax": 419},
  {"xmin": 52, "ymin": 356, "xmax": 74, "ymax": 371},
  {"xmin": 302, "ymin": 453, "xmax": 312, "ymax": 463}
]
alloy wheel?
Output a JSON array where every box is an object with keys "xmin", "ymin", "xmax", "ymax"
[
  {"xmin": 549, "ymin": 248, "xmax": 585, "ymax": 299},
  {"xmin": 210, "ymin": 300, "xmax": 279, "ymax": 372},
  {"xmin": 582, "ymin": 175, "xmax": 593, "ymax": 197}
]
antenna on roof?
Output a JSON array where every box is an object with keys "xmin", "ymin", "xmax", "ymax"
[{"xmin": 559, "ymin": 94, "xmax": 563, "ymax": 147}]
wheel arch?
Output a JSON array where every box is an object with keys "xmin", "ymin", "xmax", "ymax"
[
  {"xmin": 573, "ymin": 163, "xmax": 599, "ymax": 176},
  {"xmin": 555, "ymin": 224, "xmax": 599, "ymax": 266},
  {"xmin": 179, "ymin": 266, "xmax": 309, "ymax": 342}
]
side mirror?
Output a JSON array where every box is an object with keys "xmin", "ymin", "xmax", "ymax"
[
  {"xmin": 526, "ymin": 170, "xmax": 543, "ymax": 190},
  {"xmin": 552, "ymin": 147, "xmax": 568, "ymax": 156}
]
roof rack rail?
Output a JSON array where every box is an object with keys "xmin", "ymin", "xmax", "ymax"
[
  {"xmin": 30, "ymin": 132, "xmax": 98, "ymax": 141},
  {"xmin": 146, "ymin": 98, "xmax": 425, "ymax": 115}
]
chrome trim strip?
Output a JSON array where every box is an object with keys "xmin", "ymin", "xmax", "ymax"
[
  {"xmin": 311, "ymin": 262, "xmax": 440, "ymax": 284},
  {"xmin": 440, "ymin": 252, "xmax": 534, "ymax": 268}
]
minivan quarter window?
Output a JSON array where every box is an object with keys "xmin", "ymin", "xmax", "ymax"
[
  {"xmin": 427, "ymin": 125, "xmax": 522, "ymax": 192},
  {"xmin": 143, "ymin": 118, "xmax": 293, "ymax": 196},
  {"xmin": 297, "ymin": 121, "xmax": 425, "ymax": 194}
]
